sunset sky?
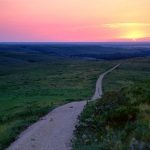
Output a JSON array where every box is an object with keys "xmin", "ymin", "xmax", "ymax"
[{"xmin": 0, "ymin": 0, "xmax": 150, "ymax": 42}]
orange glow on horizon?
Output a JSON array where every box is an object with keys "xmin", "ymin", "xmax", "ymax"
[
  {"xmin": 105, "ymin": 22, "xmax": 150, "ymax": 41},
  {"xmin": 122, "ymin": 30, "xmax": 147, "ymax": 41}
]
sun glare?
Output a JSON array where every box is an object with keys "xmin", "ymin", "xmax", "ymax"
[
  {"xmin": 122, "ymin": 30, "xmax": 146, "ymax": 41},
  {"xmin": 105, "ymin": 22, "xmax": 149, "ymax": 41}
]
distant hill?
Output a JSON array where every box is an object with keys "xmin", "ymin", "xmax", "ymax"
[{"xmin": 0, "ymin": 43, "xmax": 150, "ymax": 64}]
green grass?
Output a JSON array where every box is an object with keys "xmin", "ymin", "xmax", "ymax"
[
  {"xmin": 1, "ymin": 56, "xmax": 150, "ymax": 149},
  {"xmin": 103, "ymin": 58, "xmax": 150, "ymax": 92},
  {"xmin": 73, "ymin": 81, "xmax": 150, "ymax": 150},
  {"xmin": 0, "ymin": 58, "xmax": 114, "ymax": 150},
  {"xmin": 73, "ymin": 57, "xmax": 150, "ymax": 150}
]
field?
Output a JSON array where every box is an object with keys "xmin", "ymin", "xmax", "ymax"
[
  {"xmin": 73, "ymin": 57, "xmax": 150, "ymax": 150},
  {"xmin": 104, "ymin": 58, "xmax": 150, "ymax": 92},
  {"xmin": 0, "ymin": 43, "xmax": 150, "ymax": 149},
  {"xmin": 0, "ymin": 57, "xmax": 114, "ymax": 149}
]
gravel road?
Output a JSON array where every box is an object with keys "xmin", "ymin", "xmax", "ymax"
[
  {"xmin": 6, "ymin": 64, "xmax": 120, "ymax": 150},
  {"xmin": 92, "ymin": 64, "xmax": 120, "ymax": 100}
]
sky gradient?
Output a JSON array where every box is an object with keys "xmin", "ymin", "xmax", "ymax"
[{"xmin": 0, "ymin": 0, "xmax": 150, "ymax": 42}]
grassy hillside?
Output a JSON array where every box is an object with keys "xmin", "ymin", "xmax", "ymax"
[
  {"xmin": 73, "ymin": 57, "xmax": 150, "ymax": 150},
  {"xmin": 0, "ymin": 44, "xmax": 150, "ymax": 149},
  {"xmin": 73, "ymin": 81, "xmax": 150, "ymax": 150},
  {"xmin": 0, "ymin": 58, "xmax": 113, "ymax": 150}
]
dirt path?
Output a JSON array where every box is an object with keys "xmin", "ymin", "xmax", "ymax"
[
  {"xmin": 6, "ymin": 64, "xmax": 120, "ymax": 150},
  {"xmin": 92, "ymin": 64, "xmax": 120, "ymax": 100}
]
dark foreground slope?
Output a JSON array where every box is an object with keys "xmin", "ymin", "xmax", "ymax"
[
  {"xmin": 73, "ymin": 81, "xmax": 150, "ymax": 150},
  {"xmin": 73, "ymin": 57, "xmax": 150, "ymax": 150}
]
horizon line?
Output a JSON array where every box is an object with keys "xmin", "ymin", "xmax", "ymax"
[{"xmin": 0, "ymin": 41, "xmax": 150, "ymax": 43}]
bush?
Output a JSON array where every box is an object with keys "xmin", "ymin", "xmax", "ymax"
[{"xmin": 107, "ymin": 106, "xmax": 139, "ymax": 127}]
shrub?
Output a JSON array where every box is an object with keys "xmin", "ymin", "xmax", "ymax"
[{"xmin": 107, "ymin": 106, "xmax": 139, "ymax": 127}]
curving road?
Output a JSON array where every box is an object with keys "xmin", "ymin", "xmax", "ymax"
[
  {"xmin": 6, "ymin": 64, "xmax": 120, "ymax": 150},
  {"xmin": 92, "ymin": 64, "xmax": 120, "ymax": 100}
]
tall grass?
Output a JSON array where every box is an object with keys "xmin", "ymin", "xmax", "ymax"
[
  {"xmin": 0, "ymin": 59, "xmax": 113, "ymax": 149},
  {"xmin": 73, "ymin": 58, "xmax": 150, "ymax": 150}
]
